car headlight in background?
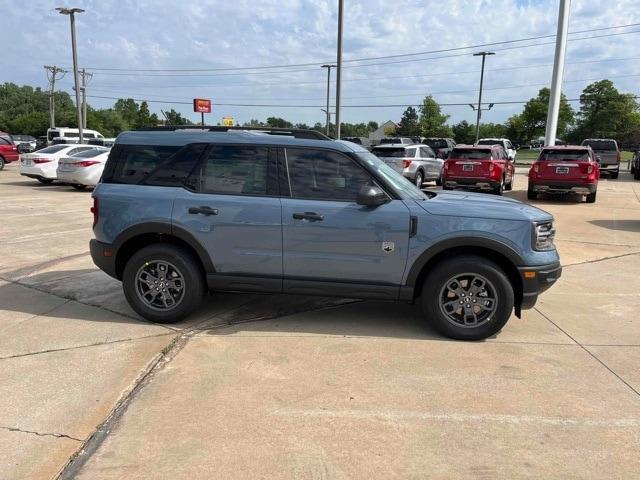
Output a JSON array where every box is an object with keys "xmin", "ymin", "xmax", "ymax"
[{"xmin": 533, "ymin": 221, "xmax": 556, "ymax": 251}]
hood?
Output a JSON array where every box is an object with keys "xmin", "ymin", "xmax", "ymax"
[{"xmin": 417, "ymin": 190, "xmax": 553, "ymax": 222}]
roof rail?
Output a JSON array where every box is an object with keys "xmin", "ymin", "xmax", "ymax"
[{"xmin": 136, "ymin": 125, "xmax": 331, "ymax": 140}]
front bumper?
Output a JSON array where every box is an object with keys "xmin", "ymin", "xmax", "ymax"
[
  {"xmin": 530, "ymin": 182, "xmax": 596, "ymax": 195},
  {"xmin": 518, "ymin": 262, "xmax": 562, "ymax": 310},
  {"xmin": 90, "ymin": 239, "xmax": 118, "ymax": 279}
]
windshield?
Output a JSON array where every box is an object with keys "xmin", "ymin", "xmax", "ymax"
[
  {"xmin": 451, "ymin": 148, "xmax": 492, "ymax": 160},
  {"xmin": 539, "ymin": 149, "xmax": 591, "ymax": 161},
  {"xmin": 582, "ymin": 140, "xmax": 616, "ymax": 151},
  {"xmin": 356, "ymin": 151, "xmax": 427, "ymax": 201},
  {"xmin": 425, "ymin": 139, "xmax": 447, "ymax": 149},
  {"xmin": 373, "ymin": 147, "xmax": 408, "ymax": 158},
  {"xmin": 36, "ymin": 145, "xmax": 69, "ymax": 154}
]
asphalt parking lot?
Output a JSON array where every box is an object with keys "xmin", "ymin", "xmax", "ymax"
[{"xmin": 1, "ymin": 162, "xmax": 639, "ymax": 479}]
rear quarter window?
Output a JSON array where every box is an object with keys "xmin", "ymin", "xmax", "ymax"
[{"xmin": 104, "ymin": 145, "xmax": 181, "ymax": 184}]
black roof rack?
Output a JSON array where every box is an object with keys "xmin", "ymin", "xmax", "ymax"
[{"xmin": 137, "ymin": 125, "xmax": 331, "ymax": 140}]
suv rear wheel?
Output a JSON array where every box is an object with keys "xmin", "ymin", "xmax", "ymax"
[
  {"xmin": 0, "ymin": 156, "xmax": 4, "ymax": 170},
  {"xmin": 610, "ymin": 168, "xmax": 619, "ymax": 179},
  {"xmin": 585, "ymin": 191, "xmax": 597, "ymax": 203},
  {"xmin": 420, "ymin": 256, "xmax": 514, "ymax": 340},
  {"xmin": 122, "ymin": 244, "xmax": 204, "ymax": 323}
]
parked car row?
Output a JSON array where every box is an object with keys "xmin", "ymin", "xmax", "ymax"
[{"xmin": 19, "ymin": 144, "xmax": 110, "ymax": 189}]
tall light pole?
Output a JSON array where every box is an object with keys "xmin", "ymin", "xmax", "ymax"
[
  {"xmin": 321, "ymin": 64, "xmax": 336, "ymax": 136},
  {"xmin": 335, "ymin": 0, "xmax": 344, "ymax": 139},
  {"xmin": 56, "ymin": 7, "xmax": 85, "ymax": 144},
  {"xmin": 545, "ymin": 0, "xmax": 571, "ymax": 146},
  {"xmin": 473, "ymin": 51, "xmax": 494, "ymax": 143}
]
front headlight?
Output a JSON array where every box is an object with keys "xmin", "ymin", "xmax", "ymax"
[{"xmin": 533, "ymin": 221, "xmax": 556, "ymax": 251}]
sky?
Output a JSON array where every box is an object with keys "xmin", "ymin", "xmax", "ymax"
[{"xmin": 1, "ymin": 0, "xmax": 640, "ymax": 128}]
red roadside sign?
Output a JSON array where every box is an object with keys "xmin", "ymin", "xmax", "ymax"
[{"xmin": 193, "ymin": 98, "xmax": 212, "ymax": 113}]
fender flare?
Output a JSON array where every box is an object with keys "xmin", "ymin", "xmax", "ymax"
[{"xmin": 112, "ymin": 222, "xmax": 215, "ymax": 274}]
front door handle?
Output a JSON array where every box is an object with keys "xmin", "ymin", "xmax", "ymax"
[
  {"xmin": 188, "ymin": 206, "xmax": 218, "ymax": 216},
  {"xmin": 293, "ymin": 212, "xmax": 324, "ymax": 221}
]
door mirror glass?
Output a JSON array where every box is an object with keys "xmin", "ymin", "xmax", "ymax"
[{"xmin": 357, "ymin": 185, "xmax": 388, "ymax": 207}]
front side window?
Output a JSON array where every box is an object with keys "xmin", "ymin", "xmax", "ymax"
[
  {"xmin": 191, "ymin": 145, "xmax": 268, "ymax": 196},
  {"xmin": 285, "ymin": 148, "xmax": 373, "ymax": 202}
]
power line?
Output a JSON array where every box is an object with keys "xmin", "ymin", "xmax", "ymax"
[{"xmin": 77, "ymin": 22, "xmax": 640, "ymax": 73}]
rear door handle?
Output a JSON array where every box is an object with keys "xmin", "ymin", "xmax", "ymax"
[
  {"xmin": 293, "ymin": 212, "xmax": 324, "ymax": 221},
  {"xmin": 188, "ymin": 206, "xmax": 218, "ymax": 216}
]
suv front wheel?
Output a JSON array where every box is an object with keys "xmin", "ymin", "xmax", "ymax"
[
  {"xmin": 122, "ymin": 244, "xmax": 204, "ymax": 323},
  {"xmin": 421, "ymin": 256, "xmax": 514, "ymax": 340}
]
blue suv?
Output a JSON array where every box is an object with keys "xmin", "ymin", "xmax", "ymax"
[{"xmin": 90, "ymin": 127, "xmax": 561, "ymax": 340}]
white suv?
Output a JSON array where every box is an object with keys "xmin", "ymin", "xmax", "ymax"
[
  {"xmin": 478, "ymin": 138, "xmax": 517, "ymax": 161},
  {"xmin": 372, "ymin": 144, "xmax": 442, "ymax": 187}
]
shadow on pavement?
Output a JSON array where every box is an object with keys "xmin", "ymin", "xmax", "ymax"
[{"xmin": 588, "ymin": 219, "xmax": 640, "ymax": 232}]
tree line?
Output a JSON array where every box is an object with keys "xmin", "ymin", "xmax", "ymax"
[{"xmin": 1, "ymin": 79, "xmax": 638, "ymax": 146}]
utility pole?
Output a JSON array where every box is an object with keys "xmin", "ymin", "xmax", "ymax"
[
  {"xmin": 321, "ymin": 64, "xmax": 336, "ymax": 136},
  {"xmin": 472, "ymin": 51, "xmax": 495, "ymax": 143},
  {"xmin": 545, "ymin": 0, "xmax": 571, "ymax": 146},
  {"xmin": 335, "ymin": 0, "xmax": 344, "ymax": 139},
  {"xmin": 44, "ymin": 66, "xmax": 67, "ymax": 129},
  {"xmin": 80, "ymin": 68, "xmax": 93, "ymax": 130},
  {"xmin": 56, "ymin": 7, "xmax": 85, "ymax": 144}
]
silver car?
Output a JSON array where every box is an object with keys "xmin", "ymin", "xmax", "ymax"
[{"xmin": 372, "ymin": 144, "xmax": 442, "ymax": 187}]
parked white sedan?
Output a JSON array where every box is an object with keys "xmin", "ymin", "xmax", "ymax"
[
  {"xmin": 20, "ymin": 144, "xmax": 97, "ymax": 184},
  {"xmin": 56, "ymin": 147, "xmax": 111, "ymax": 190}
]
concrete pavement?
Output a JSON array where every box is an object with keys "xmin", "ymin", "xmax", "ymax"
[{"xmin": 1, "ymin": 163, "xmax": 639, "ymax": 479}]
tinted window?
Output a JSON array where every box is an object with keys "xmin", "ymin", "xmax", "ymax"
[
  {"xmin": 355, "ymin": 151, "xmax": 425, "ymax": 201},
  {"xmin": 110, "ymin": 145, "xmax": 181, "ymax": 184},
  {"xmin": 190, "ymin": 145, "xmax": 268, "ymax": 195},
  {"xmin": 286, "ymin": 148, "xmax": 373, "ymax": 202},
  {"xmin": 477, "ymin": 139, "xmax": 501, "ymax": 146},
  {"xmin": 68, "ymin": 147, "xmax": 95, "ymax": 156},
  {"xmin": 425, "ymin": 139, "xmax": 447, "ymax": 149},
  {"xmin": 145, "ymin": 144, "xmax": 206, "ymax": 188},
  {"xmin": 451, "ymin": 148, "xmax": 492, "ymax": 160},
  {"xmin": 539, "ymin": 149, "xmax": 591, "ymax": 161},
  {"xmin": 0, "ymin": 137, "xmax": 11, "ymax": 145},
  {"xmin": 419, "ymin": 147, "xmax": 434, "ymax": 158},
  {"xmin": 63, "ymin": 132, "xmax": 80, "ymax": 138},
  {"xmin": 70, "ymin": 147, "xmax": 109, "ymax": 158},
  {"xmin": 582, "ymin": 140, "xmax": 617, "ymax": 151},
  {"xmin": 373, "ymin": 147, "xmax": 408, "ymax": 158}
]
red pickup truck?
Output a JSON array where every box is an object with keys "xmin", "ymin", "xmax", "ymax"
[
  {"xmin": 442, "ymin": 144, "xmax": 514, "ymax": 195},
  {"xmin": 0, "ymin": 132, "xmax": 20, "ymax": 170},
  {"xmin": 527, "ymin": 145, "xmax": 599, "ymax": 203}
]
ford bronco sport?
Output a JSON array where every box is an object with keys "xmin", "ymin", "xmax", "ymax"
[{"xmin": 90, "ymin": 127, "xmax": 561, "ymax": 340}]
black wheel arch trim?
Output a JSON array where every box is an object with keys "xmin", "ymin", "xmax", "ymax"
[
  {"xmin": 112, "ymin": 222, "xmax": 215, "ymax": 275},
  {"xmin": 404, "ymin": 236, "xmax": 525, "ymax": 288}
]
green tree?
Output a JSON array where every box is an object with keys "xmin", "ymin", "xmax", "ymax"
[
  {"xmin": 266, "ymin": 117, "xmax": 293, "ymax": 128},
  {"xmin": 451, "ymin": 120, "xmax": 475, "ymax": 144},
  {"xmin": 418, "ymin": 96, "xmax": 452, "ymax": 137},
  {"xmin": 396, "ymin": 106, "xmax": 419, "ymax": 136},
  {"xmin": 478, "ymin": 122, "xmax": 506, "ymax": 139},
  {"xmin": 519, "ymin": 87, "xmax": 574, "ymax": 141},
  {"xmin": 242, "ymin": 119, "xmax": 265, "ymax": 127},
  {"xmin": 135, "ymin": 101, "xmax": 158, "ymax": 128},
  {"xmin": 572, "ymin": 80, "xmax": 639, "ymax": 141},
  {"xmin": 114, "ymin": 98, "xmax": 139, "ymax": 125},
  {"xmin": 504, "ymin": 114, "xmax": 528, "ymax": 147},
  {"xmin": 163, "ymin": 108, "xmax": 190, "ymax": 125}
]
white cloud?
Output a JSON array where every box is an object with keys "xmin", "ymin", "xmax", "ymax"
[{"xmin": 1, "ymin": 0, "xmax": 639, "ymax": 126}]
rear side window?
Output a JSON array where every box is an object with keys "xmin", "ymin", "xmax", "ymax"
[
  {"xmin": 373, "ymin": 147, "xmax": 408, "ymax": 158},
  {"xmin": 108, "ymin": 145, "xmax": 181, "ymax": 184},
  {"xmin": 190, "ymin": 145, "xmax": 268, "ymax": 196},
  {"xmin": 451, "ymin": 148, "xmax": 492, "ymax": 160},
  {"xmin": 582, "ymin": 140, "xmax": 617, "ymax": 151},
  {"xmin": 37, "ymin": 145, "xmax": 68, "ymax": 154},
  {"xmin": 145, "ymin": 144, "xmax": 206, "ymax": 188}
]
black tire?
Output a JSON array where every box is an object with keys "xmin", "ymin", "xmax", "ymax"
[
  {"xmin": 420, "ymin": 256, "xmax": 514, "ymax": 341},
  {"xmin": 505, "ymin": 174, "xmax": 513, "ymax": 191},
  {"xmin": 610, "ymin": 169, "xmax": 619, "ymax": 179},
  {"xmin": 415, "ymin": 171, "xmax": 424, "ymax": 189},
  {"xmin": 435, "ymin": 175, "xmax": 442, "ymax": 186},
  {"xmin": 586, "ymin": 191, "xmax": 597, "ymax": 203},
  {"xmin": 72, "ymin": 184, "xmax": 86, "ymax": 190},
  {"xmin": 634, "ymin": 167, "xmax": 640, "ymax": 180},
  {"xmin": 37, "ymin": 178, "xmax": 53, "ymax": 184},
  {"xmin": 122, "ymin": 244, "xmax": 205, "ymax": 323},
  {"xmin": 493, "ymin": 177, "xmax": 504, "ymax": 195},
  {"xmin": 527, "ymin": 187, "xmax": 537, "ymax": 200},
  {"xmin": 0, "ymin": 156, "xmax": 5, "ymax": 171},
  {"xmin": 442, "ymin": 185, "xmax": 454, "ymax": 191}
]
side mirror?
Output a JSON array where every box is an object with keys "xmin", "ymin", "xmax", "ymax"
[{"xmin": 357, "ymin": 185, "xmax": 389, "ymax": 207}]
